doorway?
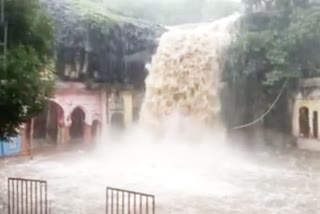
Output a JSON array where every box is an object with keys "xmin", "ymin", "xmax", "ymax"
[
  {"xmin": 70, "ymin": 107, "xmax": 85, "ymax": 141},
  {"xmin": 299, "ymin": 107, "xmax": 310, "ymax": 137},
  {"xmin": 32, "ymin": 101, "xmax": 63, "ymax": 144}
]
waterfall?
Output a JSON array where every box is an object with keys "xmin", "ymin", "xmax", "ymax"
[{"xmin": 140, "ymin": 14, "xmax": 241, "ymax": 131}]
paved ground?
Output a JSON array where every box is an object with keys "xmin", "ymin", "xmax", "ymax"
[{"xmin": 0, "ymin": 141, "xmax": 320, "ymax": 214}]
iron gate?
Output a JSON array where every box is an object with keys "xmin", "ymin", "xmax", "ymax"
[
  {"xmin": 106, "ymin": 187, "xmax": 155, "ymax": 214},
  {"xmin": 7, "ymin": 178, "xmax": 48, "ymax": 214}
]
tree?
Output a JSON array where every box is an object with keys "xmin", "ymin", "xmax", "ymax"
[
  {"xmin": 0, "ymin": 0, "xmax": 54, "ymax": 140},
  {"xmin": 223, "ymin": 1, "xmax": 320, "ymax": 132},
  {"xmin": 243, "ymin": 0, "xmax": 310, "ymax": 12}
]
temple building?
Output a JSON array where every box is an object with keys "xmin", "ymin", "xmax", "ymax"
[
  {"xmin": 292, "ymin": 78, "xmax": 320, "ymax": 151},
  {"xmin": 5, "ymin": 0, "xmax": 165, "ymax": 156},
  {"xmin": 18, "ymin": 82, "xmax": 144, "ymax": 154}
]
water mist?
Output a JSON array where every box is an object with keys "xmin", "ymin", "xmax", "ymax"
[
  {"xmin": 94, "ymin": 12, "xmax": 247, "ymax": 192},
  {"xmin": 3, "ymin": 13, "xmax": 316, "ymax": 214},
  {"xmin": 102, "ymin": 13, "xmax": 246, "ymax": 174}
]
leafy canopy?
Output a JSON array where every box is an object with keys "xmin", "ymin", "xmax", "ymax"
[
  {"xmin": 223, "ymin": 0, "xmax": 320, "ymax": 131},
  {"xmin": 0, "ymin": 0, "xmax": 54, "ymax": 140},
  {"xmin": 227, "ymin": 0, "xmax": 320, "ymax": 86}
]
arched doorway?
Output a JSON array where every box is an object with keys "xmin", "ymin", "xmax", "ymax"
[
  {"xmin": 32, "ymin": 101, "xmax": 63, "ymax": 144},
  {"xmin": 91, "ymin": 120, "xmax": 100, "ymax": 140},
  {"xmin": 70, "ymin": 107, "xmax": 86, "ymax": 142},
  {"xmin": 313, "ymin": 111, "xmax": 318, "ymax": 138},
  {"xmin": 110, "ymin": 112, "xmax": 124, "ymax": 130},
  {"xmin": 33, "ymin": 109, "xmax": 47, "ymax": 139},
  {"xmin": 299, "ymin": 107, "xmax": 310, "ymax": 137}
]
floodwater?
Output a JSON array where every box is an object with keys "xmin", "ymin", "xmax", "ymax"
[{"xmin": 0, "ymin": 135, "xmax": 320, "ymax": 214}]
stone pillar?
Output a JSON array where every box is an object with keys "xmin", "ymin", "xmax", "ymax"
[
  {"xmin": 309, "ymin": 108, "xmax": 313, "ymax": 138},
  {"xmin": 60, "ymin": 126, "xmax": 70, "ymax": 144},
  {"xmin": 57, "ymin": 107, "xmax": 67, "ymax": 145},
  {"xmin": 317, "ymin": 110, "xmax": 320, "ymax": 140},
  {"xmin": 57, "ymin": 124, "xmax": 70, "ymax": 145},
  {"xmin": 123, "ymin": 91, "xmax": 133, "ymax": 128},
  {"xmin": 84, "ymin": 124, "xmax": 92, "ymax": 144},
  {"xmin": 57, "ymin": 125, "xmax": 63, "ymax": 145},
  {"xmin": 292, "ymin": 102, "xmax": 300, "ymax": 137},
  {"xmin": 65, "ymin": 126, "xmax": 70, "ymax": 143},
  {"xmin": 101, "ymin": 88, "xmax": 107, "ymax": 135},
  {"xmin": 20, "ymin": 124, "xmax": 30, "ymax": 155}
]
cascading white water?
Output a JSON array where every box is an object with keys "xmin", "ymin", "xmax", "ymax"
[{"xmin": 140, "ymin": 14, "xmax": 241, "ymax": 131}]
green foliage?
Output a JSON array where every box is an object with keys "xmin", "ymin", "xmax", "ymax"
[
  {"xmin": 0, "ymin": 0, "xmax": 54, "ymax": 140},
  {"xmin": 228, "ymin": 3, "xmax": 320, "ymax": 86},
  {"xmin": 224, "ymin": 1, "xmax": 320, "ymax": 131}
]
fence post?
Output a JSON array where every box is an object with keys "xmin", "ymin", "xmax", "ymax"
[
  {"xmin": 106, "ymin": 187, "xmax": 155, "ymax": 214},
  {"xmin": 7, "ymin": 178, "xmax": 48, "ymax": 214}
]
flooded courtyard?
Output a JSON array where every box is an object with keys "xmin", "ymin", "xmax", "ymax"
[
  {"xmin": 2, "ymin": 0, "xmax": 320, "ymax": 213},
  {"xmin": 1, "ymin": 139, "xmax": 320, "ymax": 214}
]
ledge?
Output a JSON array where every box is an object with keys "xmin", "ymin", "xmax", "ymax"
[
  {"xmin": 297, "ymin": 137, "xmax": 320, "ymax": 151},
  {"xmin": 299, "ymin": 78, "xmax": 320, "ymax": 88},
  {"xmin": 55, "ymin": 80, "xmax": 136, "ymax": 91}
]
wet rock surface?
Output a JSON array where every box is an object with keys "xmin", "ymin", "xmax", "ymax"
[{"xmin": 40, "ymin": 0, "xmax": 166, "ymax": 85}]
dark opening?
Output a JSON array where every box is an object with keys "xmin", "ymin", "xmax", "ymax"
[
  {"xmin": 313, "ymin": 111, "xmax": 318, "ymax": 138},
  {"xmin": 33, "ymin": 109, "xmax": 47, "ymax": 139},
  {"xmin": 32, "ymin": 101, "xmax": 63, "ymax": 143},
  {"xmin": 299, "ymin": 107, "xmax": 310, "ymax": 137},
  {"xmin": 70, "ymin": 107, "xmax": 85, "ymax": 140},
  {"xmin": 111, "ymin": 112, "xmax": 124, "ymax": 130}
]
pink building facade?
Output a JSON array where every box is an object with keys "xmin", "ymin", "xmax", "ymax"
[
  {"xmin": 19, "ymin": 82, "xmax": 106, "ymax": 155},
  {"xmin": 51, "ymin": 82, "xmax": 103, "ymax": 144},
  {"xmin": 19, "ymin": 81, "xmax": 141, "ymax": 155}
]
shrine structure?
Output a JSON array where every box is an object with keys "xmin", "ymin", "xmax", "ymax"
[
  {"xmin": 18, "ymin": 81, "xmax": 143, "ymax": 155},
  {"xmin": 292, "ymin": 78, "xmax": 320, "ymax": 151}
]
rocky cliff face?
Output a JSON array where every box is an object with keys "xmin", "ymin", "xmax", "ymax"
[{"xmin": 40, "ymin": 0, "xmax": 166, "ymax": 88}]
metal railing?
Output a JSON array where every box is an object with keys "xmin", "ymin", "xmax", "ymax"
[
  {"xmin": 8, "ymin": 178, "xmax": 48, "ymax": 214},
  {"xmin": 106, "ymin": 187, "xmax": 155, "ymax": 214}
]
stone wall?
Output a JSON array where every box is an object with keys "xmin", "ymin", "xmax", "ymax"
[{"xmin": 292, "ymin": 78, "xmax": 320, "ymax": 151}]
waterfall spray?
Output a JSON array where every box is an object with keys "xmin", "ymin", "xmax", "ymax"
[{"xmin": 140, "ymin": 14, "xmax": 241, "ymax": 133}]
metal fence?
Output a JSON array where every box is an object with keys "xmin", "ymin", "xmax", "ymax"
[
  {"xmin": 8, "ymin": 177, "xmax": 48, "ymax": 214},
  {"xmin": 106, "ymin": 187, "xmax": 155, "ymax": 214}
]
